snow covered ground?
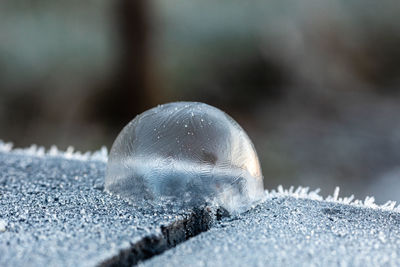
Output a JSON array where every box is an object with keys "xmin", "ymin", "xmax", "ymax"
[
  {"xmin": 1, "ymin": 141, "xmax": 400, "ymax": 266},
  {"xmin": 145, "ymin": 194, "xmax": 400, "ymax": 266},
  {"xmin": 0, "ymin": 147, "xmax": 207, "ymax": 266}
]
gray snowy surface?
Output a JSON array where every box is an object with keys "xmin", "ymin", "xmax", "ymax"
[
  {"xmin": 2, "ymin": 145, "xmax": 400, "ymax": 267},
  {"xmin": 0, "ymin": 152, "xmax": 201, "ymax": 267},
  {"xmin": 144, "ymin": 196, "xmax": 400, "ymax": 267}
]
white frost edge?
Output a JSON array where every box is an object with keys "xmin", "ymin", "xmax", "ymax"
[
  {"xmin": 1, "ymin": 140, "xmax": 398, "ymax": 212},
  {"xmin": 265, "ymin": 185, "xmax": 400, "ymax": 213},
  {"xmin": 0, "ymin": 140, "xmax": 108, "ymax": 162}
]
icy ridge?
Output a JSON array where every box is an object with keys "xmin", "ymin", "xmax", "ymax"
[
  {"xmin": 0, "ymin": 140, "xmax": 108, "ymax": 162},
  {"xmin": 1, "ymin": 140, "xmax": 398, "ymax": 212},
  {"xmin": 266, "ymin": 185, "xmax": 400, "ymax": 213}
]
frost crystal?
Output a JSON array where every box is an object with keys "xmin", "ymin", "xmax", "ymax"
[
  {"xmin": 0, "ymin": 219, "xmax": 7, "ymax": 232},
  {"xmin": 105, "ymin": 102, "xmax": 264, "ymax": 212}
]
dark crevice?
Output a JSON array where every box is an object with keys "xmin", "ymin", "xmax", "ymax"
[{"xmin": 99, "ymin": 208, "xmax": 213, "ymax": 267}]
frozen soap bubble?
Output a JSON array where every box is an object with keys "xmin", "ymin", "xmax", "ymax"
[{"xmin": 105, "ymin": 102, "xmax": 264, "ymax": 212}]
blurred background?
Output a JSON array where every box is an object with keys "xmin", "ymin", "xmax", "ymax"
[{"xmin": 1, "ymin": 0, "xmax": 400, "ymax": 203}]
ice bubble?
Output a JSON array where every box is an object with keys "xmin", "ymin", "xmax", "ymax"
[{"xmin": 105, "ymin": 102, "xmax": 264, "ymax": 212}]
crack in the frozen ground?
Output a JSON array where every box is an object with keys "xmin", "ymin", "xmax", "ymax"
[{"xmin": 99, "ymin": 208, "xmax": 213, "ymax": 267}]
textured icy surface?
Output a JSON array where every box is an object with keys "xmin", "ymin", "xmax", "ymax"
[
  {"xmin": 106, "ymin": 102, "xmax": 264, "ymax": 212},
  {"xmin": 0, "ymin": 140, "xmax": 108, "ymax": 162},
  {"xmin": 3, "ymin": 141, "xmax": 400, "ymax": 266},
  {"xmin": 0, "ymin": 152, "xmax": 192, "ymax": 267},
  {"xmin": 144, "ymin": 195, "xmax": 400, "ymax": 267}
]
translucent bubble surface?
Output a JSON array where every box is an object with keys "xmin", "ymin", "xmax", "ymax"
[{"xmin": 105, "ymin": 102, "xmax": 264, "ymax": 212}]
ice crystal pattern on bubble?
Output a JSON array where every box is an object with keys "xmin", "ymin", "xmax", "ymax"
[{"xmin": 105, "ymin": 102, "xmax": 264, "ymax": 212}]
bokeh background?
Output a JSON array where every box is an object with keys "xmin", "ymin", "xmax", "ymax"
[{"xmin": 1, "ymin": 0, "xmax": 400, "ymax": 203}]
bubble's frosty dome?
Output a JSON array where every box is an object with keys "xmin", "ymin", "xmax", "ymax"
[{"xmin": 105, "ymin": 102, "xmax": 264, "ymax": 212}]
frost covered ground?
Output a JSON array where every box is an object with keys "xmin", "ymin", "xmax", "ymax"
[
  {"xmin": 0, "ymin": 143, "xmax": 209, "ymax": 266},
  {"xmin": 145, "ymin": 195, "xmax": 400, "ymax": 266},
  {"xmin": 1, "ymin": 141, "xmax": 400, "ymax": 266}
]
